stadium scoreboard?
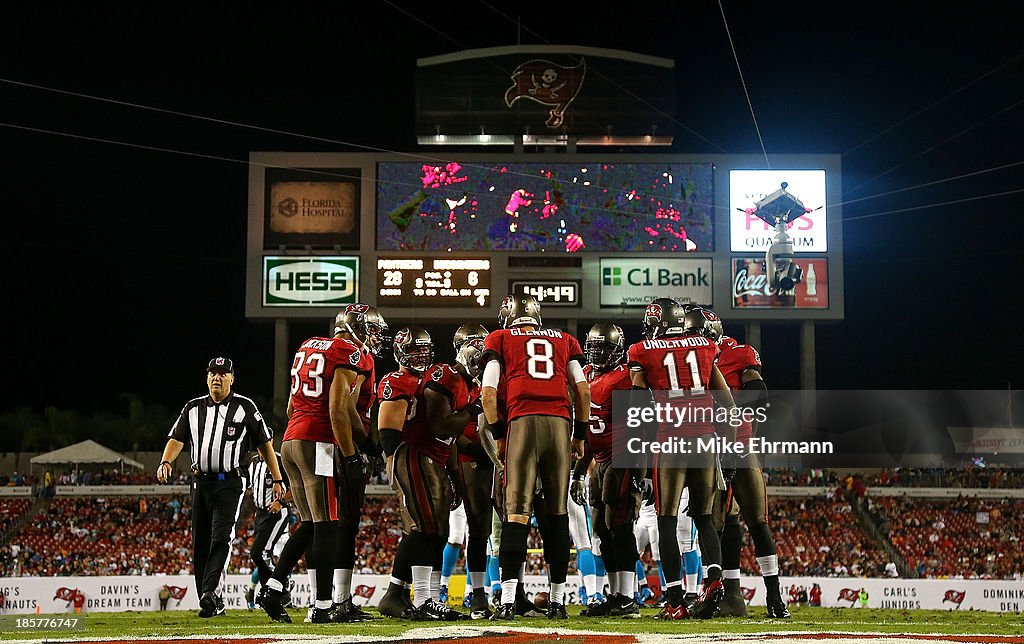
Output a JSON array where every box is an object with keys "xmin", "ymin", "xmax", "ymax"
[
  {"xmin": 509, "ymin": 280, "xmax": 581, "ymax": 307},
  {"xmin": 377, "ymin": 257, "xmax": 491, "ymax": 308},
  {"xmin": 246, "ymin": 152, "xmax": 843, "ymax": 323}
]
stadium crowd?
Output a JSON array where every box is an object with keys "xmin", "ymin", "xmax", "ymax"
[{"xmin": 4, "ymin": 488, "xmax": 1024, "ymax": 581}]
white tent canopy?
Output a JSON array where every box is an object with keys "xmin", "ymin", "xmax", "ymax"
[{"xmin": 30, "ymin": 440, "xmax": 144, "ymax": 471}]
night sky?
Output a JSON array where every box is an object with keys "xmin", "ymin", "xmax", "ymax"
[{"xmin": 1, "ymin": 2, "xmax": 1022, "ymax": 415}]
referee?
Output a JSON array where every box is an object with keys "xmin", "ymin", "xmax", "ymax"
[
  {"xmin": 157, "ymin": 357, "xmax": 284, "ymax": 618},
  {"xmin": 247, "ymin": 450, "xmax": 292, "ymax": 597}
]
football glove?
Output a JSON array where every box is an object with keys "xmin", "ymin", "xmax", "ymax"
[{"xmin": 569, "ymin": 476, "xmax": 587, "ymax": 507}]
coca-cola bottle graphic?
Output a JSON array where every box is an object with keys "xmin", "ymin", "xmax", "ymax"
[{"xmin": 806, "ymin": 263, "xmax": 817, "ymax": 296}]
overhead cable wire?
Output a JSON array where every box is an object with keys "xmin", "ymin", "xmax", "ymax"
[
  {"xmin": 829, "ymin": 159, "xmax": 1024, "ymax": 209},
  {"xmin": 717, "ymin": 0, "xmax": 770, "ymax": 168},
  {"xmin": 843, "ymin": 97, "xmax": 1024, "ymax": 196},
  {"xmin": 839, "ymin": 187, "xmax": 1024, "ymax": 224},
  {"xmin": 844, "ymin": 49, "xmax": 1024, "ymax": 155}
]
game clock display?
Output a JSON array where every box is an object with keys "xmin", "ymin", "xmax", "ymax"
[
  {"xmin": 509, "ymin": 280, "xmax": 581, "ymax": 307},
  {"xmin": 377, "ymin": 257, "xmax": 491, "ymax": 308}
]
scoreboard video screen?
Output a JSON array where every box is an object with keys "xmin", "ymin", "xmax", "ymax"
[
  {"xmin": 376, "ymin": 161, "xmax": 714, "ymax": 253},
  {"xmin": 377, "ymin": 257, "xmax": 491, "ymax": 308}
]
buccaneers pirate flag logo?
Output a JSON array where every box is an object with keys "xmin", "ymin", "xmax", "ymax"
[{"xmin": 505, "ymin": 58, "xmax": 586, "ymax": 129}]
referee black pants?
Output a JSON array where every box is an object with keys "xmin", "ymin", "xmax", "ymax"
[
  {"xmin": 251, "ymin": 507, "xmax": 291, "ymax": 586},
  {"xmin": 192, "ymin": 477, "xmax": 244, "ymax": 596}
]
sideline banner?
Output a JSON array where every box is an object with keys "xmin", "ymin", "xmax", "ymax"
[{"xmin": 1, "ymin": 575, "xmax": 1021, "ymax": 614}]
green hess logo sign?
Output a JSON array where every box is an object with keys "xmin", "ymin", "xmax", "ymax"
[{"xmin": 263, "ymin": 256, "xmax": 359, "ymax": 306}]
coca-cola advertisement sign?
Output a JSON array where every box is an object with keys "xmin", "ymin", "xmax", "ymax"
[{"xmin": 732, "ymin": 257, "xmax": 828, "ymax": 309}]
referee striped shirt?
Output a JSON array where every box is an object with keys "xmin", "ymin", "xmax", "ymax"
[
  {"xmin": 248, "ymin": 452, "xmax": 286, "ymax": 511},
  {"xmin": 168, "ymin": 392, "xmax": 273, "ymax": 474}
]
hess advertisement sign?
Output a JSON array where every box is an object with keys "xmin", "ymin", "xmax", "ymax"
[
  {"xmin": 730, "ymin": 169, "xmax": 827, "ymax": 252},
  {"xmin": 600, "ymin": 258, "xmax": 712, "ymax": 307},
  {"xmin": 732, "ymin": 257, "xmax": 828, "ymax": 309},
  {"xmin": 263, "ymin": 257, "xmax": 359, "ymax": 306}
]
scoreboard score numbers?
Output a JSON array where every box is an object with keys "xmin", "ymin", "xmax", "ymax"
[{"xmin": 377, "ymin": 257, "xmax": 491, "ymax": 308}]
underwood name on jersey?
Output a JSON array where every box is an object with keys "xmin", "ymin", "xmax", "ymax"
[{"xmin": 639, "ymin": 336, "xmax": 711, "ymax": 350}]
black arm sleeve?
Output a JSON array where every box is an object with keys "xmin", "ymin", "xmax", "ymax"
[
  {"xmin": 741, "ymin": 378, "xmax": 768, "ymax": 410},
  {"xmin": 380, "ymin": 428, "xmax": 403, "ymax": 457}
]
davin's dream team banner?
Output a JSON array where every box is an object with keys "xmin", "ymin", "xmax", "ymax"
[{"xmin": 1, "ymin": 575, "xmax": 1020, "ymax": 614}]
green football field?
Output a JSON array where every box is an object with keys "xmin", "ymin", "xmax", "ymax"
[{"xmin": 3, "ymin": 606, "xmax": 1023, "ymax": 641}]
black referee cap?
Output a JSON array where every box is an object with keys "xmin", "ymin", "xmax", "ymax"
[{"xmin": 207, "ymin": 357, "xmax": 234, "ymax": 374}]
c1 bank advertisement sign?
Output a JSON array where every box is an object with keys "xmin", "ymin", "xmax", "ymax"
[
  {"xmin": 600, "ymin": 258, "xmax": 712, "ymax": 307},
  {"xmin": 730, "ymin": 169, "xmax": 827, "ymax": 252}
]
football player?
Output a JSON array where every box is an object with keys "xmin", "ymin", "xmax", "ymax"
[
  {"xmin": 328, "ymin": 304, "xmax": 388, "ymax": 622},
  {"xmin": 480, "ymin": 295, "xmax": 590, "ymax": 620},
  {"xmin": 260, "ymin": 311, "xmax": 373, "ymax": 624},
  {"xmin": 375, "ymin": 327, "xmax": 474, "ymax": 621},
  {"xmin": 440, "ymin": 325, "xmax": 490, "ymax": 616},
  {"xmin": 574, "ymin": 322, "xmax": 642, "ymax": 618},
  {"xmin": 700, "ymin": 315, "xmax": 789, "ymax": 619},
  {"xmin": 627, "ymin": 303, "xmax": 736, "ymax": 620}
]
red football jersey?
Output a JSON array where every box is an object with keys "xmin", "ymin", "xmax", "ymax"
[
  {"xmin": 422, "ymin": 364, "xmax": 481, "ymax": 463},
  {"xmin": 716, "ymin": 343, "xmax": 762, "ymax": 390},
  {"xmin": 482, "ymin": 327, "xmax": 584, "ymax": 422},
  {"xmin": 355, "ymin": 357, "xmax": 376, "ymax": 433},
  {"xmin": 583, "ymin": 364, "xmax": 633, "ymax": 462},
  {"xmin": 716, "ymin": 342, "xmax": 762, "ymax": 440},
  {"xmin": 285, "ymin": 336, "xmax": 373, "ymax": 444},
  {"xmin": 627, "ymin": 335, "xmax": 718, "ymax": 438},
  {"xmin": 377, "ymin": 366, "xmax": 453, "ymax": 465}
]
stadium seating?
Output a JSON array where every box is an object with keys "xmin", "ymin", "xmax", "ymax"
[{"xmin": 3, "ymin": 481, "xmax": 1023, "ymax": 580}]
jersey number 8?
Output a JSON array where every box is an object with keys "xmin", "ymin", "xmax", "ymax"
[{"xmin": 525, "ymin": 339, "xmax": 555, "ymax": 380}]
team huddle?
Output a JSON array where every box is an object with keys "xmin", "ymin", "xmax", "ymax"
[{"xmin": 255, "ymin": 295, "xmax": 790, "ymax": 623}]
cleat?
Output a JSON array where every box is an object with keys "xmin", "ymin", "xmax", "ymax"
[
  {"xmin": 244, "ymin": 588, "xmax": 255, "ymax": 611},
  {"xmin": 613, "ymin": 594, "xmax": 641, "ymax": 619},
  {"xmin": 338, "ymin": 597, "xmax": 373, "ymax": 621},
  {"xmin": 258, "ymin": 587, "xmax": 292, "ymax": 623},
  {"xmin": 491, "ymin": 587, "xmax": 502, "ymax": 607},
  {"xmin": 470, "ymin": 592, "xmax": 493, "ymax": 619},
  {"xmin": 490, "ymin": 603, "xmax": 516, "ymax": 620},
  {"xmin": 328, "ymin": 602, "xmax": 355, "ymax": 623},
  {"xmin": 433, "ymin": 599, "xmax": 470, "ymax": 621},
  {"xmin": 463, "ymin": 590, "xmax": 474, "ymax": 609},
  {"xmin": 655, "ymin": 602, "xmax": 690, "ymax": 620},
  {"xmin": 581, "ymin": 596, "xmax": 614, "ymax": 617},
  {"xmin": 718, "ymin": 590, "xmax": 748, "ymax": 617},
  {"xmin": 308, "ymin": 607, "xmax": 333, "ymax": 624},
  {"xmin": 767, "ymin": 595, "xmax": 792, "ymax": 619},
  {"xmin": 413, "ymin": 599, "xmax": 448, "ymax": 621},
  {"xmin": 578, "ymin": 586, "xmax": 589, "ymax": 606},
  {"xmin": 690, "ymin": 579, "xmax": 725, "ymax": 620},
  {"xmin": 198, "ymin": 592, "xmax": 224, "ymax": 618},
  {"xmin": 546, "ymin": 601, "xmax": 568, "ymax": 620},
  {"xmin": 439, "ymin": 584, "xmax": 449, "ymax": 604},
  {"xmin": 378, "ymin": 587, "xmax": 412, "ymax": 618}
]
